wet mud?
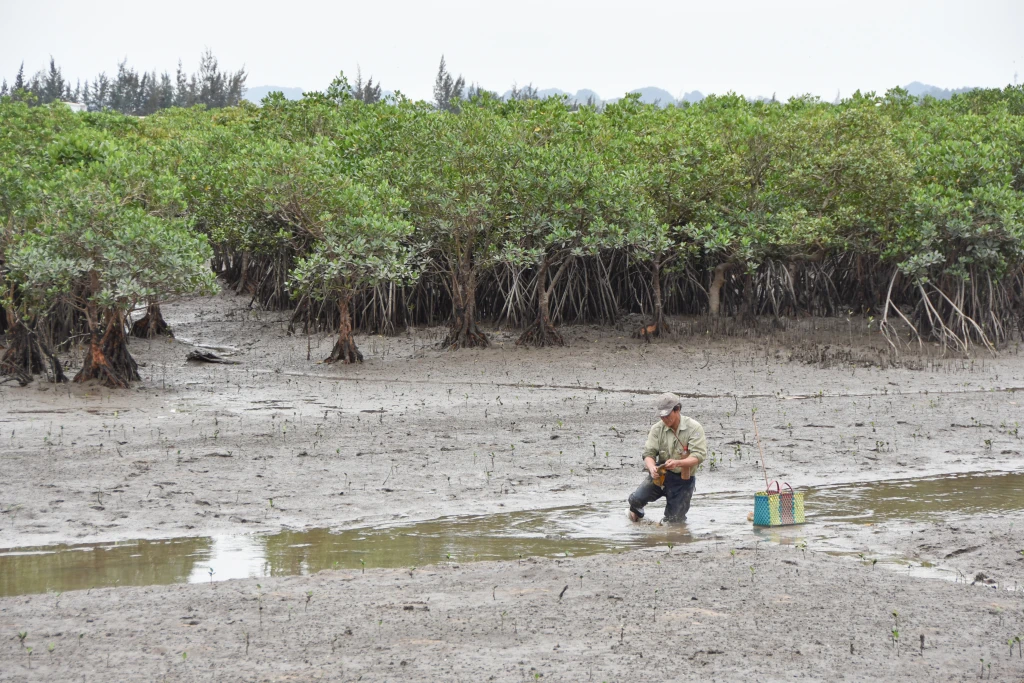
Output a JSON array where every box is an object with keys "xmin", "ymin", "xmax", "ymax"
[
  {"xmin": 1, "ymin": 292, "xmax": 1023, "ymax": 680},
  {"xmin": 3, "ymin": 471, "xmax": 1022, "ymax": 599}
]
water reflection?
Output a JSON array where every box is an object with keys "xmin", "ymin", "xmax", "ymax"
[
  {"xmin": 256, "ymin": 504, "xmax": 717, "ymax": 575},
  {"xmin": 0, "ymin": 537, "xmax": 211, "ymax": 598},
  {"xmin": 809, "ymin": 470, "xmax": 1024, "ymax": 521},
  {"xmin": 2, "ymin": 470, "xmax": 1021, "ymax": 597}
]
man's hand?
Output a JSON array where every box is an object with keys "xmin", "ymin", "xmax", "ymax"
[
  {"xmin": 644, "ymin": 457, "xmax": 660, "ymax": 478},
  {"xmin": 664, "ymin": 456, "xmax": 699, "ymax": 469}
]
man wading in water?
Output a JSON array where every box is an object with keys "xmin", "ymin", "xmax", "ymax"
[{"xmin": 628, "ymin": 393, "xmax": 707, "ymax": 524}]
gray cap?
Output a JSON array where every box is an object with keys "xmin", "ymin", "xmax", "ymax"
[{"xmin": 656, "ymin": 392, "xmax": 681, "ymax": 417}]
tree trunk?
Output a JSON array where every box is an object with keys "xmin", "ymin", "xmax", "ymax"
[
  {"xmin": 236, "ymin": 251, "xmax": 251, "ymax": 294},
  {"xmin": 708, "ymin": 263, "xmax": 728, "ymax": 318},
  {"xmin": 741, "ymin": 272, "xmax": 757, "ymax": 324},
  {"xmin": 786, "ymin": 262, "xmax": 800, "ymax": 317},
  {"xmin": 325, "ymin": 294, "xmax": 363, "ymax": 364},
  {"xmin": 0, "ymin": 321, "xmax": 67, "ymax": 385},
  {"xmin": 74, "ymin": 311, "xmax": 140, "ymax": 388},
  {"xmin": 517, "ymin": 257, "xmax": 565, "ymax": 347},
  {"xmin": 130, "ymin": 303, "xmax": 174, "ymax": 338},
  {"xmin": 635, "ymin": 257, "xmax": 669, "ymax": 339},
  {"xmin": 443, "ymin": 255, "xmax": 488, "ymax": 349}
]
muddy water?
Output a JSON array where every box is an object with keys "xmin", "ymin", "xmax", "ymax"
[{"xmin": 2, "ymin": 470, "xmax": 1021, "ymax": 597}]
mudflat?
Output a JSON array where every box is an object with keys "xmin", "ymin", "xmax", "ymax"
[{"xmin": 1, "ymin": 293, "xmax": 1023, "ymax": 681}]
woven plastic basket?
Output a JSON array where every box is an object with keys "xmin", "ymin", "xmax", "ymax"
[{"xmin": 753, "ymin": 481, "xmax": 805, "ymax": 527}]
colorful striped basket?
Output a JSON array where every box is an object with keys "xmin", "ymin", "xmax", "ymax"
[{"xmin": 753, "ymin": 481, "xmax": 806, "ymax": 527}]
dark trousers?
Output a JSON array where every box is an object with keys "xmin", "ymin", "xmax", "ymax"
[{"xmin": 628, "ymin": 472, "xmax": 695, "ymax": 524}]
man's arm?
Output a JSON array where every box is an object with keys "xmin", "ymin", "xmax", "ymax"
[
  {"xmin": 685, "ymin": 423, "xmax": 707, "ymax": 467},
  {"xmin": 642, "ymin": 425, "xmax": 661, "ymax": 477}
]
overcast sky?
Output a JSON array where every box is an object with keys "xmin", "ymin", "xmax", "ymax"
[{"xmin": 2, "ymin": 0, "xmax": 1022, "ymax": 102}]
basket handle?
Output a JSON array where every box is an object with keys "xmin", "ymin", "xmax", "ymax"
[
  {"xmin": 781, "ymin": 482, "xmax": 794, "ymax": 495},
  {"xmin": 765, "ymin": 480, "xmax": 781, "ymax": 494}
]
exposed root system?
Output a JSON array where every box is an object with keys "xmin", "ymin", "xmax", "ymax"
[
  {"xmin": 324, "ymin": 295, "xmax": 364, "ymax": 364},
  {"xmin": 516, "ymin": 319, "xmax": 564, "ymax": 347},
  {"xmin": 74, "ymin": 314, "xmax": 140, "ymax": 388},
  {"xmin": 443, "ymin": 315, "xmax": 489, "ymax": 350},
  {"xmin": 0, "ymin": 322, "xmax": 67, "ymax": 385},
  {"xmin": 130, "ymin": 303, "xmax": 174, "ymax": 338}
]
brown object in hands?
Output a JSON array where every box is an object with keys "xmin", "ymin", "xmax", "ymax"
[{"xmin": 651, "ymin": 466, "xmax": 666, "ymax": 487}]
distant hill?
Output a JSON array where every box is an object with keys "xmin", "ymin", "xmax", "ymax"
[
  {"xmin": 628, "ymin": 86, "xmax": 676, "ymax": 107},
  {"xmin": 572, "ymin": 89, "xmax": 602, "ymax": 105},
  {"xmin": 243, "ymin": 85, "xmax": 304, "ymax": 103},
  {"xmin": 903, "ymin": 81, "xmax": 978, "ymax": 100},
  {"xmin": 535, "ymin": 87, "xmax": 570, "ymax": 99}
]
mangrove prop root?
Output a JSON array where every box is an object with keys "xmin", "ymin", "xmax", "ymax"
[
  {"xmin": 0, "ymin": 322, "xmax": 67, "ymax": 385},
  {"xmin": 443, "ymin": 315, "xmax": 489, "ymax": 350},
  {"xmin": 212, "ymin": 240, "xmax": 1022, "ymax": 353},
  {"xmin": 325, "ymin": 338, "xmax": 364, "ymax": 364},
  {"xmin": 74, "ymin": 316, "xmax": 140, "ymax": 388},
  {"xmin": 516, "ymin": 319, "xmax": 564, "ymax": 348},
  {"xmin": 130, "ymin": 304, "xmax": 174, "ymax": 339},
  {"xmin": 324, "ymin": 296, "xmax": 363, "ymax": 364}
]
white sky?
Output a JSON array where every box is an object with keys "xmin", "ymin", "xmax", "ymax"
[{"xmin": 2, "ymin": 0, "xmax": 1022, "ymax": 102}]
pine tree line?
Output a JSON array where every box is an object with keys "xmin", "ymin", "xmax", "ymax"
[{"xmin": 0, "ymin": 50, "xmax": 246, "ymax": 114}]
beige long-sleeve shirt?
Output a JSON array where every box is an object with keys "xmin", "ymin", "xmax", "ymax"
[{"xmin": 642, "ymin": 417, "xmax": 707, "ymax": 477}]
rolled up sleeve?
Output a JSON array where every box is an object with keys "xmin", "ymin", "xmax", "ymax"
[
  {"xmin": 642, "ymin": 424, "xmax": 660, "ymax": 462},
  {"xmin": 687, "ymin": 423, "xmax": 707, "ymax": 465}
]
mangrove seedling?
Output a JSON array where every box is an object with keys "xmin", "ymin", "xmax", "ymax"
[
  {"xmin": 17, "ymin": 631, "xmax": 27, "ymax": 648},
  {"xmin": 305, "ymin": 591, "xmax": 313, "ymax": 612}
]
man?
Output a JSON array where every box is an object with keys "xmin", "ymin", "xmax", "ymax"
[{"xmin": 628, "ymin": 393, "xmax": 707, "ymax": 524}]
